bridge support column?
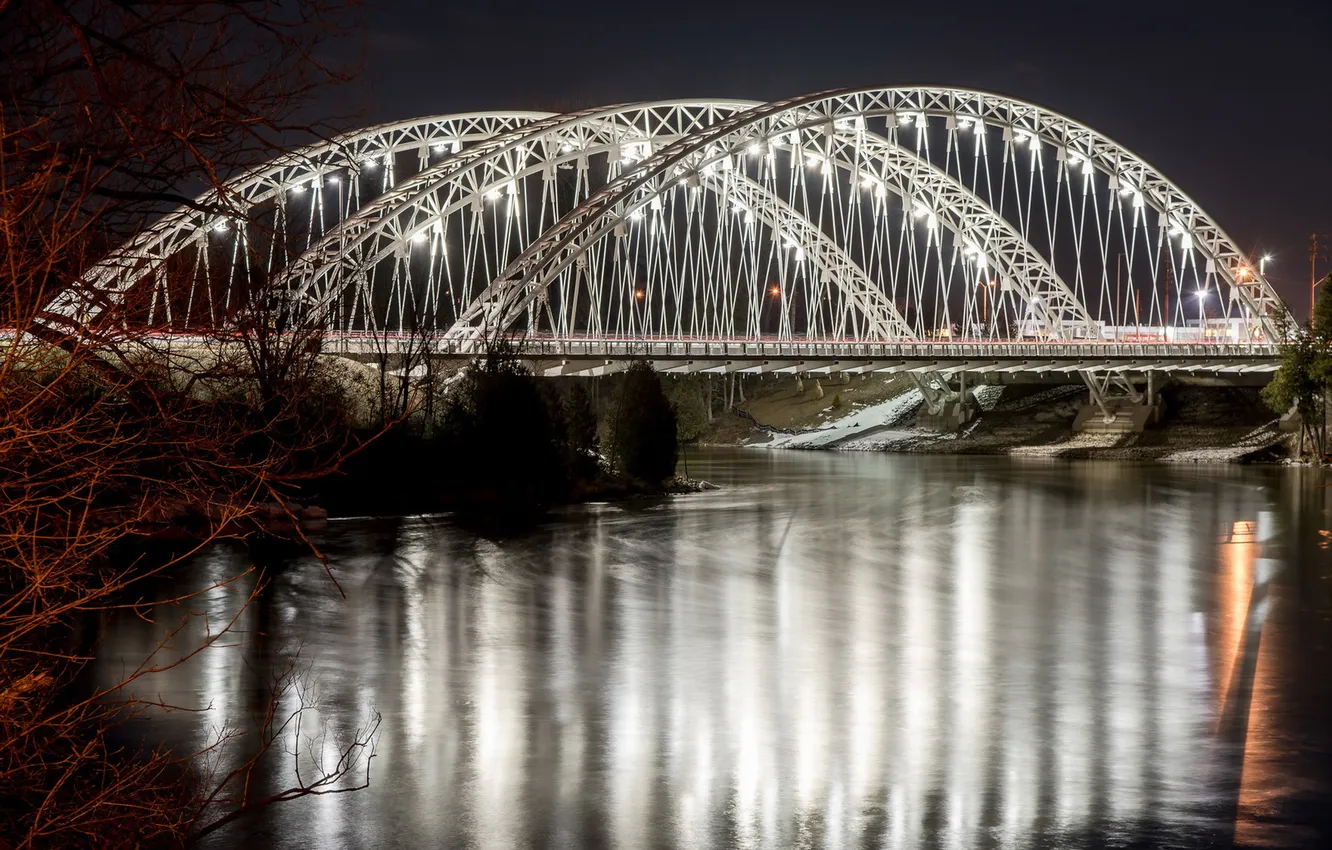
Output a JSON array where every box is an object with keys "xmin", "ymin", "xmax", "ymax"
[
  {"xmin": 1073, "ymin": 370, "xmax": 1164, "ymax": 433},
  {"xmin": 909, "ymin": 371, "xmax": 977, "ymax": 432}
]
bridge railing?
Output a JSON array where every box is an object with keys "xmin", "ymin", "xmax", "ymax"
[{"xmin": 321, "ymin": 333, "xmax": 1281, "ymax": 361}]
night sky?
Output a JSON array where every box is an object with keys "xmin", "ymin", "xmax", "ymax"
[{"xmin": 350, "ymin": 0, "xmax": 1331, "ymax": 313}]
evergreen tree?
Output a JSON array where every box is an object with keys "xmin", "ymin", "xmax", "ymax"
[
  {"xmin": 563, "ymin": 382, "xmax": 601, "ymax": 481},
  {"xmin": 606, "ymin": 363, "xmax": 679, "ymax": 484},
  {"xmin": 441, "ymin": 355, "xmax": 567, "ymax": 511},
  {"xmin": 666, "ymin": 375, "xmax": 709, "ymax": 442}
]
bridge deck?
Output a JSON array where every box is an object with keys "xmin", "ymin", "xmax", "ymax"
[{"xmin": 323, "ymin": 336, "xmax": 1281, "ymax": 381}]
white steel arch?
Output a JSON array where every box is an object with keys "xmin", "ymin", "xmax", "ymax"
[
  {"xmin": 285, "ymin": 102, "xmax": 1086, "ymax": 341},
  {"xmin": 280, "ymin": 101, "xmax": 924, "ymax": 339},
  {"xmin": 461, "ymin": 87, "xmax": 1284, "ymax": 342},
  {"xmin": 283, "ymin": 102, "xmax": 754, "ymax": 316},
  {"xmin": 41, "ymin": 111, "xmax": 548, "ymax": 328}
]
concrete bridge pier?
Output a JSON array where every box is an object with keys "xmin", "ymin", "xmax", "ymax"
[
  {"xmin": 1073, "ymin": 369, "xmax": 1164, "ymax": 434},
  {"xmin": 910, "ymin": 370, "xmax": 978, "ymax": 431}
]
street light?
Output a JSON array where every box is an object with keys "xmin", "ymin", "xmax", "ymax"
[
  {"xmin": 1261, "ymin": 253, "xmax": 1273, "ymax": 276},
  {"xmin": 1195, "ymin": 287, "xmax": 1208, "ymax": 335},
  {"xmin": 975, "ymin": 278, "xmax": 997, "ymax": 335}
]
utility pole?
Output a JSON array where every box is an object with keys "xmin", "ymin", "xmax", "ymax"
[{"xmin": 1312, "ymin": 233, "xmax": 1320, "ymax": 321}]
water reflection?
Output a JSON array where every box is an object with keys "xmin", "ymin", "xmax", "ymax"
[{"xmin": 95, "ymin": 450, "xmax": 1332, "ymax": 849}]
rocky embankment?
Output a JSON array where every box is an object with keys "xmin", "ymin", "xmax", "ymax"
[{"xmin": 698, "ymin": 374, "xmax": 1289, "ymax": 463}]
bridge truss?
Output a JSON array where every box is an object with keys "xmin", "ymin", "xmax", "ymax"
[{"xmin": 47, "ymin": 87, "xmax": 1288, "ymax": 353}]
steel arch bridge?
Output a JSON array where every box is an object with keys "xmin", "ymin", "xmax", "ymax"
[{"xmin": 45, "ymin": 87, "xmax": 1286, "ymax": 387}]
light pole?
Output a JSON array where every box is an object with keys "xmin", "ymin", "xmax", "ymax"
[
  {"xmin": 975, "ymin": 279, "xmax": 995, "ymax": 337},
  {"xmin": 1196, "ymin": 288, "xmax": 1208, "ymax": 337}
]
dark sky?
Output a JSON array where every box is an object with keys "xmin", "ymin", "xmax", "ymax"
[{"xmin": 353, "ymin": 0, "xmax": 1331, "ymax": 312}]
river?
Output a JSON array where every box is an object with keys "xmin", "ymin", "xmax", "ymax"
[{"xmin": 95, "ymin": 449, "xmax": 1332, "ymax": 848}]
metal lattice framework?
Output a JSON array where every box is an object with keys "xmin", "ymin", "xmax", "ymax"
[
  {"xmin": 42, "ymin": 111, "xmax": 547, "ymax": 327},
  {"xmin": 55, "ymin": 87, "xmax": 1288, "ymax": 348}
]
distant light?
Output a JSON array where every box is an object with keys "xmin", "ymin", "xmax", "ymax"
[
  {"xmin": 769, "ymin": 286, "xmax": 781, "ymax": 296},
  {"xmin": 1262, "ymin": 253, "xmax": 1273, "ymax": 262},
  {"xmin": 634, "ymin": 289, "xmax": 645, "ymax": 300},
  {"xmin": 1196, "ymin": 288, "xmax": 1207, "ymax": 298},
  {"xmin": 987, "ymin": 279, "xmax": 997, "ymax": 287}
]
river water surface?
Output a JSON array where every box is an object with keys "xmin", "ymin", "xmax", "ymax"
[{"xmin": 96, "ymin": 450, "xmax": 1332, "ymax": 849}]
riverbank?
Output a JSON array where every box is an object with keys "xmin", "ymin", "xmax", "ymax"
[{"xmin": 697, "ymin": 374, "xmax": 1291, "ymax": 463}]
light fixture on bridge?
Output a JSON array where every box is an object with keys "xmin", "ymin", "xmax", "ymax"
[
  {"xmin": 211, "ymin": 218, "xmax": 230, "ymax": 233},
  {"xmin": 431, "ymin": 143, "xmax": 448, "ymax": 153},
  {"xmin": 361, "ymin": 157, "xmax": 379, "ymax": 170},
  {"xmin": 958, "ymin": 117, "xmax": 974, "ymax": 131},
  {"xmin": 1195, "ymin": 288, "xmax": 1208, "ymax": 298},
  {"xmin": 289, "ymin": 183, "xmax": 306, "ymax": 195},
  {"xmin": 327, "ymin": 174, "xmax": 339, "ymax": 184},
  {"xmin": 629, "ymin": 208, "xmax": 644, "ymax": 222},
  {"xmin": 898, "ymin": 113, "xmax": 914, "ymax": 126},
  {"xmin": 411, "ymin": 231, "xmax": 428, "ymax": 244}
]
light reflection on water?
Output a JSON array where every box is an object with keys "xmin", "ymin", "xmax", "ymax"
[{"xmin": 96, "ymin": 450, "xmax": 1332, "ymax": 849}]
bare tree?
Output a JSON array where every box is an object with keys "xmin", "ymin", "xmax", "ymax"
[{"xmin": 1, "ymin": 2, "xmax": 385, "ymax": 846}]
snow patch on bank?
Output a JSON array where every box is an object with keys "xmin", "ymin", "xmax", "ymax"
[{"xmin": 758, "ymin": 390, "xmax": 924, "ymax": 449}]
